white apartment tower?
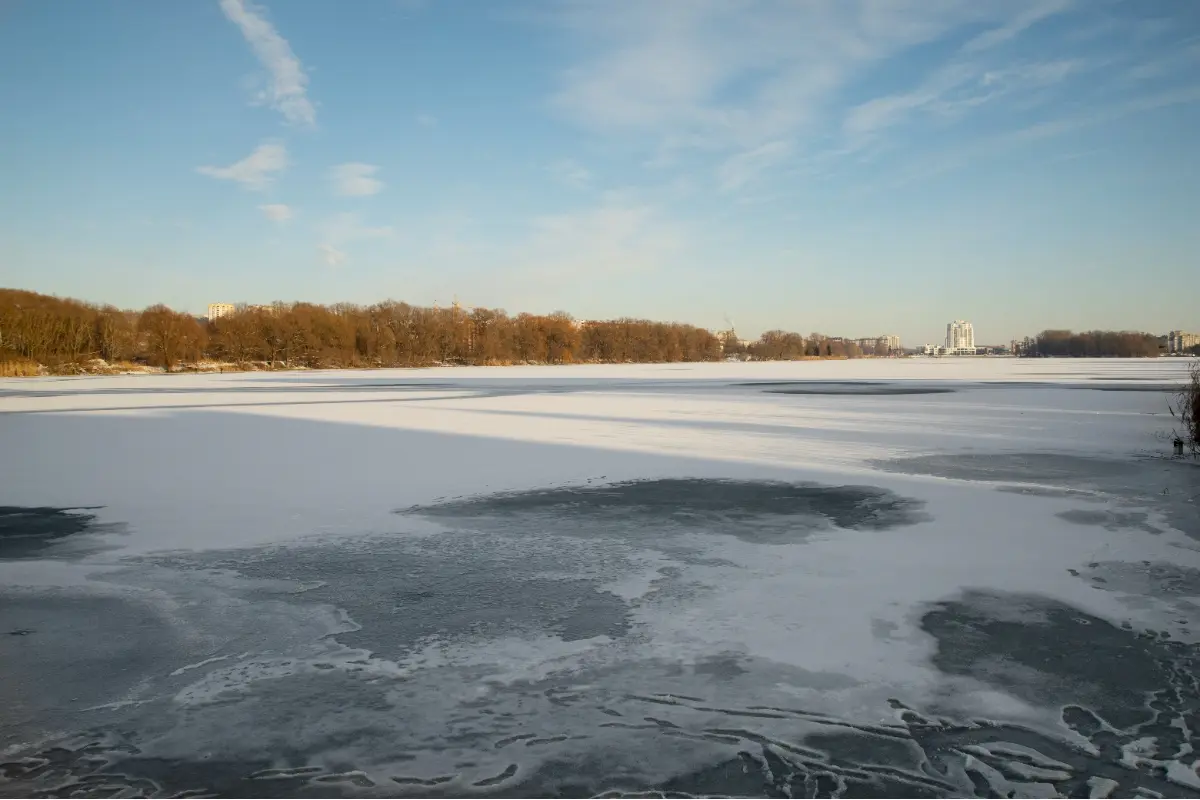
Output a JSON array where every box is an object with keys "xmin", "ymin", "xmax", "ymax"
[
  {"xmin": 207, "ymin": 303, "xmax": 235, "ymax": 320},
  {"xmin": 1168, "ymin": 331, "xmax": 1198, "ymax": 354},
  {"xmin": 946, "ymin": 320, "xmax": 974, "ymax": 351}
]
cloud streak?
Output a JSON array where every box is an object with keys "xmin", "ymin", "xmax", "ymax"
[
  {"xmin": 317, "ymin": 243, "xmax": 346, "ymax": 268},
  {"xmin": 549, "ymin": 158, "xmax": 592, "ymax": 189},
  {"xmin": 319, "ymin": 212, "xmax": 394, "ymax": 243},
  {"xmin": 718, "ymin": 140, "xmax": 792, "ymax": 191},
  {"xmin": 520, "ymin": 202, "xmax": 683, "ymax": 282},
  {"xmin": 330, "ymin": 163, "xmax": 384, "ymax": 197},
  {"xmin": 218, "ymin": 0, "xmax": 315, "ymax": 126},
  {"xmin": 873, "ymin": 83, "xmax": 1200, "ymax": 192},
  {"xmin": 196, "ymin": 142, "xmax": 288, "ymax": 190},
  {"xmin": 542, "ymin": 1, "xmax": 1042, "ymax": 153},
  {"xmin": 844, "ymin": 58, "xmax": 1084, "ymax": 140},
  {"xmin": 533, "ymin": 0, "xmax": 1185, "ymax": 195},
  {"xmin": 258, "ymin": 203, "xmax": 293, "ymax": 222},
  {"xmin": 314, "ymin": 212, "xmax": 395, "ymax": 267},
  {"xmin": 961, "ymin": 0, "xmax": 1074, "ymax": 53}
]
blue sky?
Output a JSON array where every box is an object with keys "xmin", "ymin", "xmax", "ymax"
[{"xmin": 1, "ymin": 0, "xmax": 1197, "ymax": 344}]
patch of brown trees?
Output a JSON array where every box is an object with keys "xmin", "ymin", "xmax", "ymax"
[
  {"xmin": 1031, "ymin": 329, "xmax": 1162, "ymax": 358},
  {"xmin": 737, "ymin": 330, "xmax": 866, "ymax": 360},
  {"xmin": 1, "ymin": 289, "xmax": 738, "ymax": 370},
  {"xmin": 3, "ymin": 289, "xmax": 1170, "ymax": 373}
]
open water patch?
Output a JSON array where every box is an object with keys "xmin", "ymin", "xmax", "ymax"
[
  {"xmin": 399, "ymin": 478, "xmax": 929, "ymax": 545},
  {"xmin": 920, "ymin": 589, "xmax": 1197, "ymax": 731},
  {"xmin": 0, "ymin": 506, "xmax": 111, "ymax": 560}
]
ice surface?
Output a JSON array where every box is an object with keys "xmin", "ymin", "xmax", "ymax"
[{"xmin": 1, "ymin": 359, "xmax": 1199, "ymax": 797}]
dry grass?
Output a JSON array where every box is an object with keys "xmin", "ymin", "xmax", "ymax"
[
  {"xmin": 1169, "ymin": 359, "xmax": 1200, "ymax": 456},
  {"xmin": 0, "ymin": 359, "xmax": 42, "ymax": 377}
]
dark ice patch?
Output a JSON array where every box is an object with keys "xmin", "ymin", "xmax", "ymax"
[
  {"xmin": 500, "ymin": 743, "xmax": 954, "ymax": 798},
  {"xmin": 1082, "ymin": 561, "xmax": 1200, "ymax": 599},
  {"xmin": 1069, "ymin": 384, "xmax": 1180, "ymax": 393},
  {"xmin": 994, "ymin": 485, "xmax": 1101, "ymax": 500},
  {"xmin": 1056, "ymin": 508, "xmax": 1160, "ymax": 534},
  {"xmin": 805, "ymin": 730, "xmax": 923, "ymax": 769},
  {"xmin": 692, "ymin": 653, "xmax": 748, "ymax": 681},
  {"xmin": 182, "ymin": 532, "xmax": 633, "ymax": 659},
  {"xmin": 736, "ymin": 380, "xmax": 955, "ymax": 395},
  {"xmin": 737, "ymin": 381, "xmax": 890, "ymax": 387},
  {"xmin": 0, "ymin": 592, "xmax": 179, "ymax": 733},
  {"xmin": 766, "ymin": 386, "xmax": 957, "ymax": 395},
  {"xmin": 400, "ymin": 479, "xmax": 928, "ymax": 544},
  {"xmin": 874, "ymin": 453, "xmax": 1138, "ymax": 484},
  {"xmin": 881, "ymin": 452, "xmax": 1200, "ymax": 542},
  {"xmin": 920, "ymin": 590, "xmax": 1189, "ymax": 729},
  {"xmin": 0, "ymin": 506, "xmax": 104, "ymax": 560}
]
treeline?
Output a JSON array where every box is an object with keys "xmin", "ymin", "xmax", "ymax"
[
  {"xmin": 1029, "ymin": 329, "xmax": 1162, "ymax": 358},
  {"xmin": 729, "ymin": 330, "xmax": 869, "ymax": 360},
  {"xmin": 0, "ymin": 288, "xmax": 876, "ymax": 372}
]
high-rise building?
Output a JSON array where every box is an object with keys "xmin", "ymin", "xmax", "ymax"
[
  {"xmin": 883, "ymin": 334, "xmax": 901, "ymax": 352},
  {"xmin": 1168, "ymin": 330, "xmax": 1199, "ymax": 354},
  {"xmin": 945, "ymin": 320, "xmax": 974, "ymax": 352},
  {"xmin": 207, "ymin": 303, "xmax": 235, "ymax": 320}
]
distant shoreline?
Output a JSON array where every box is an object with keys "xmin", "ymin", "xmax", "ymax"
[{"xmin": 5, "ymin": 352, "xmax": 1189, "ymax": 380}]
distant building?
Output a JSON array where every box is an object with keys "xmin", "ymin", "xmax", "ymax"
[
  {"xmin": 1168, "ymin": 330, "xmax": 1199, "ymax": 354},
  {"xmin": 207, "ymin": 303, "xmax": 235, "ymax": 320},
  {"xmin": 935, "ymin": 320, "xmax": 976, "ymax": 355},
  {"xmin": 851, "ymin": 335, "xmax": 902, "ymax": 355},
  {"xmin": 945, "ymin": 320, "xmax": 974, "ymax": 351}
]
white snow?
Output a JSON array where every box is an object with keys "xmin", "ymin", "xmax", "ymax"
[
  {"xmin": 1, "ymin": 359, "xmax": 1189, "ymax": 554},
  {"xmin": 2, "ymin": 358, "xmax": 1198, "ymax": 774}
]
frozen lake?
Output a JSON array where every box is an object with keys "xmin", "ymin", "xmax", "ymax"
[{"xmin": 2, "ymin": 359, "xmax": 1199, "ymax": 797}]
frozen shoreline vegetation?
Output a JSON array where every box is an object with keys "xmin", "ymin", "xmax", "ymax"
[
  {"xmin": 0, "ymin": 289, "xmax": 1179, "ymax": 378},
  {"xmin": 2, "ymin": 359, "xmax": 1199, "ymax": 797}
]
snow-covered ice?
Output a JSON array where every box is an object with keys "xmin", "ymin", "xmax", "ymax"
[{"xmin": 1, "ymin": 359, "xmax": 1198, "ymax": 797}]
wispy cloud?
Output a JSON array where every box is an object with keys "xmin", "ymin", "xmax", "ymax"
[
  {"xmin": 330, "ymin": 163, "xmax": 384, "ymax": 197},
  {"xmin": 218, "ymin": 0, "xmax": 315, "ymax": 126},
  {"xmin": 535, "ymin": 0, "xmax": 1200, "ymax": 206},
  {"xmin": 196, "ymin": 142, "xmax": 288, "ymax": 190},
  {"xmin": 875, "ymin": 83, "xmax": 1200, "ymax": 191},
  {"xmin": 314, "ymin": 212, "xmax": 394, "ymax": 266},
  {"xmin": 548, "ymin": 158, "xmax": 592, "ymax": 189},
  {"xmin": 319, "ymin": 212, "xmax": 394, "ymax": 243},
  {"xmin": 416, "ymin": 112, "xmax": 438, "ymax": 127},
  {"xmin": 1007, "ymin": 84, "xmax": 1200, "ymax": 144},
  {"xmin": 519, "ymin": 202, "xmax": 683, "ymax": 281},
  {"xmin": 258, "ymin": 203, "xmax": 293, "ymax": 222},
  {"xmin": 718, "ymin": 140, "xmax": 792, "ymax": 191},
  {"xmin": 541, "ymin": 2, "xmax": 1040, "ymax": 153},
  {"xmin": 317, "ymin": 243, "xmax": 346, "ymax": 268},
  {"xmin": 1126, "ymin": 41, "xmax": 1200, "ymax": 83},
  {"xmin": 961, "ymin": 0, "xmax": 1074, "ymax": 53},
  {"xmin": 844, "ymin": 58, "xmax": 1084, "ymax": 140}
]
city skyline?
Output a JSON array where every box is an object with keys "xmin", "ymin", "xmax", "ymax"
[{"xmin": 2, "ymin": 1, "xmax": 1198, "ymax": 345}]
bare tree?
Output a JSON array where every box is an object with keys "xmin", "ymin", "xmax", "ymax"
[
  {"xmin": 138, "ymin": 304, "xmax": 202, "ymax": 371},
  {"xmin": 1169, "ymin": 360, "xmax": 1200, "ymax": 456}
]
